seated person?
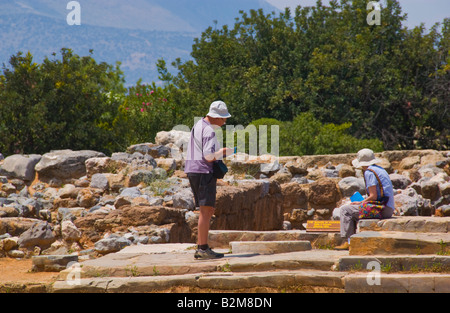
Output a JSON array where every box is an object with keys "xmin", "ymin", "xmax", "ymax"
[{"xmin": 335, "ymin": 149, "xmax": 395, "ymax": 250}]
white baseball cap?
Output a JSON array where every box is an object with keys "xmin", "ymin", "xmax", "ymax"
[{"xmin": 206, "ymin": 101, "xmax": 231, "ymax": 119}]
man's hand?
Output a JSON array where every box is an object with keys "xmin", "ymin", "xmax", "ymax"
[
  {"xmin": 204, "ymin": 148, "xmax": 234, "ymax": 162},
  {"xmin": 222, "ymin": 147, "xmax": 234, "ymax": 157}
]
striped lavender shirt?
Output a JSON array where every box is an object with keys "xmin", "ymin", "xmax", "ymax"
[{"xmin": 184, "ymin": 118, "xmax": 220, "ymax": 174}]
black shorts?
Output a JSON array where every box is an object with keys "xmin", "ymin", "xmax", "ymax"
[{"xmin": 187, "ymin": 173, "xmax": 217, "ymax": 208}]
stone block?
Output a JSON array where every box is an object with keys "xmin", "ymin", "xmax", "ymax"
[
  {"xmin": 0, "ymin": 154, "xmax": 42, "ymax": 181},
  {"xmin": 32, "ymin": 255, "xmax": 78, "ymax": 272},
  {"xmin": 230, "ymin": 240, "xmax": 311, "ymax": 255},
  {"xmin": 350, "ymin": 231, "xmax": 450, "ymax": 255}
]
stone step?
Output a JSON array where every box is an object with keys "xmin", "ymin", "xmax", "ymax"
[
  {"xmin": 209, "ymin": 230, "xmax": 343, "ymax": 249},
  {"xmin": 57, "ymin": 245, "xmax": 348, "ymax": 279},
  {"xmin": 350, "ymin": 231, "xmax": 450, "ymax": 255},
  {"xmin": 52, "ymin": 269, "xmax": 450, "ymax": 293},
  {"xmin": 51, "ymin": 242, "xmax": 450, "ymax": 293},
  {"xmin": 52, "ymin": 269, "xmax": 348, "ymax": 293},
  {"xmin": 230, "ymin": 241, "xmax": 311, "ymax": 255},
  {"xmin": 345, "ymin": 273, "xmax": 450, "ymax": 293},
  {"xmin": 338, "ymin": 255, "xmax": 450, "ymax": 272},
  {"xmin": 358, "ymin": 217, "xmax": 450, "ymax": 233}
]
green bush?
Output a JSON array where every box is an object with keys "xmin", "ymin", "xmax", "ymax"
[
  {"xmin": 283, "ymin": 113, "xmax": 384, "ymax": 156},
  {"xmin": 0, "ymin": 49, "xmax": 126, "ymax": 156},
  {"xmin": 161, "ymin": 1, "xmax": 449, "ymax": 150},
  {"xmin": 235, "ymin": 113, "xmax": 383, "ymax": 156},
  {"xmin": 115, "ymin": 80, "xmax": 181, "ymax": 146}
]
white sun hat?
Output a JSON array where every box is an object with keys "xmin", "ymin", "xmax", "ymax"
[
  {"xmin": 352, "ymin": 148, "xmax": 381, "ymax": 168},
  {"xmin": 206, "ymin": 100, "xmax": 231, "ymax": 118}
]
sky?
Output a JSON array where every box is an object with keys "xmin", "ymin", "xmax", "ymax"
[{"xmin": 266, "ymin": 0, "xmax": 450, "ymax": 29}]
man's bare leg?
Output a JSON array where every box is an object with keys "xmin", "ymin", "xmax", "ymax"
[
  {"xmin": 195, "ymin": 206, "xmax": 224, "ymax": 259},
  {"xmin": 197, "ymin": 206, "xmax": 215, "ymax": 246}
]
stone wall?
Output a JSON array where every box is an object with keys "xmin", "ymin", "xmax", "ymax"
[
  {"xmin": 0, "ymin": 137, "xmax": 449, "ymax": 258},
  {"xmin": 213, "ymin": 180, "xmax": 283, "ymax": 231}
]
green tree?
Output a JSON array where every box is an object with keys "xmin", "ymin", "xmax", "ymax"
[
  {"xmin": 0, "ymin": 48, "xmax": 126, "ymax": 156},
  {"xmin": 235, "ymin": 113, "xmax": 383, "ymax": 156},
  {"xmin": 279, "ymin": 113, "xmax": 383, "ymax": 156},
  {"xmin": 116, "ymin": 80, "xmax": 181, "ymax": 146},
  {"xmin": 158, "ymin": 0, "xmax": 449, "ymax": 151}
]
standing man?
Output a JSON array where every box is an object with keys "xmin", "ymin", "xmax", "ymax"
[{"xmin": 185, "ymin": 100, "xmax": 233, "ymax": 260}]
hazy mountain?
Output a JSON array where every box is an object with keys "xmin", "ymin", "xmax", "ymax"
[{"xmin": 0, "ymin": 0, "xmax": 279, "ymax": 84}]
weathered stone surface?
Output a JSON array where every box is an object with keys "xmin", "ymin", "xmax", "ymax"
[
  {"xmin": 399, "ymin": 156, "xmax": 420, "ymax": 170},
  {"xmin": 155, "ymin": 130, "xmax": 190, "ymax": 148},
  {"xmin": 35, "ymin": 150, "xmax": 105, "ymax": 181},
  {"xmin": 119, "ymin": 187, "xmax": 141, "ymax": 198},
  {"xmin": 269, "ymin": 171, "xmax": 292, "ymax": 183},
  {"xmin": 280, "ymin": 182, "xmax": 308, "ymax": 214},
  {"xmin": 0, "ymin": 217, "xmax": 40, "ymax": 236},
  {"xmin": 394, "ymin": 194, "xmax": 419, "ymax": 216},
  {"xmin": 73, "ymin": 204, "xmax": 191, "ymax": 245},
  {"xmin": 127, "ymin": 143, "xmax": 171, "ymax": 158},
  {"xmin": 61, "ymin": 246, "xmax": 345, "ymax": 280},
  {"xmin": 288, "ymin": 208, "xmax": 309, "ymax": 229},
  {"xmin": 338, "ymin": 164, "xmax": 356, "ymax": 178},
  {"xmin": 0, "ymin": 236, "xmax": 19, "ymax": 251},
  {"xmin": 421, "ymin": 180, "xmax": 441, "ymax": 200},
  {"xmin": 338, "ymin": 255, "xmax": 450, "ymax": 272},
  {"xmin": 53, "ymin": 269, "xmax": 345, "ymax": 293},
  {"xmin": 420, "ymin": 153, "xmax": 448, "ymax": 167},
  {"xmin": 2, "ymin": 147, "xmax": 450, "ymax": 270},
  {"xmin": 349, "ymin": 231, "xmax": 450, "ymax": 255},
  {"xmin": 338, "ymin": 177, "xmax": 366, "ymax": 197},
  {"xmin": 61, "ymin": 220, "xmax": 82, "ymax": 242},
  {"xmin": 32, "ymin": 255, "xmax": 78, "ymax": 272},
  {"xmin": 230, "ymin": 240, "xmax": 311, "ymax": 255},
  {"xmin": 89, "ymin": 173, "xmax": 109, "ymax": 191},
  {"xmin": 345, "ymin": 273, "xmax": 450, "ymax": 293},
  {"xmin": 358, "ymin": 217, "xmax": 450, "ymax": 233},
  {"xmin": 127, "ymin": 170, "xmax": 154, "ymax": 187},
  {"xmin": 208, "ymin": 230, "xmax": 342, "ymax": 249},
  {"xmin": 76, "ymin": 188, "xmax": 100, "ymax": 208},
  {"xmin": 389, "ymin": 173, "xmax": 412, "ymax": 190},
  {"xmin": 58, "ymin": 184, "xmax": 80, "ymax": 199},
  {"xmin": 436, "ymin": 205, "xmax": 450, "ymax": 217},
  {"xmin": 57, "ymin": 207, "xmax": 88, "ymax": 222},
  {"xmin": 380, "ymin": 216, "xmax": 450, "ymax": 233},
  {"xmin": 213, "ymin": 181, "xmax": 283, "ymax": 231},
  {"xmin": 0, "ymin": 206, "xmax": 19, "ymax": 218},
  {"xmin": 308, "ymin": 178, "xmax": 340, "ymax": 208},
  {"xmin": 18, "ymin": 221, "xmax": 56, "ymax": 249},
  {"xmin": 172, "ymin": 189, "xmax": 195, "ymax": 210},
  {"xmin": 439, "ymin": 182, "xmax": 450, "ymax": 196},
  {"xmin": 85, "ymin": 157, "xmax": 127, "ymax": 177},
  {"xmin": 94, "ymin": 236, "xmax": 132, "ymax": 254},
  {"xmin": 0, "ymin": 154, "xmax": 42, "ymax": 181},
  {"xmin": 7, "ymin": 249, "xmax": 25, "ymax": 258},
  {"xmin": 284, "ymin": 161, "xmax": 308, "ymax": 176},
  {"xmin": 299, "ymin": 153, "xmax": 355, "ymax": 168}
]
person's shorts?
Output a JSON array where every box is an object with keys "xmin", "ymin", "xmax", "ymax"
[{"xmin": 187, "ymin": 172, "xmax": 217, "ymax": 208}]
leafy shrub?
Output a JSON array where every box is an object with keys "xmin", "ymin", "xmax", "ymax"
[
  {"xmin": 116, "ymin": 81, "xmax": 180, "ymax": 146},
  {"xmin": 0, "ymin": 49, "xmax": 126, "ymax": 156},
  {"xmin": 234, "ymin": 113, "xmax": 383, "ymax": 156}
]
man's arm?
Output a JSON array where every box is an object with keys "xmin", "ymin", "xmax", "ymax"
[{"xmin": 204, "ymin": 148, "xmax": 234, "ymax": 162}]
